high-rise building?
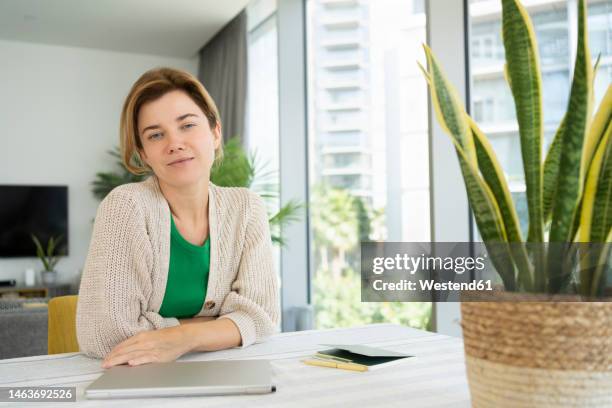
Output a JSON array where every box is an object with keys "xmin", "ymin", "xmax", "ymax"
[
  {"xmin": 308, "ymin": 0, "xmax": 430, "ymax": 242},
  {"xmin": 308, "ymin": 0, "xmax": 376, "ymax": 206}
]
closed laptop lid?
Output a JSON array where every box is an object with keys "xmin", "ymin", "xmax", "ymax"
[{"xmin": 85, "ymin": 360, "xmax": 274, "ymax": 399}]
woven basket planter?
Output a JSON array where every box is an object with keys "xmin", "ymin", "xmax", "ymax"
[{"xmin": 460, "ymin": 291, "xmax": 612, "ymax": 407}]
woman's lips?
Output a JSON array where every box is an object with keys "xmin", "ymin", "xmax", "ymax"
[{"xmin": 168, "ymin": 157, "xmax": 194, "ymax": 166}]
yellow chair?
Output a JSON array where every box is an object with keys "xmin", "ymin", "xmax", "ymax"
[{"xmin": 48, "ymin": 295, "xmax": 80, "ymax": 354}]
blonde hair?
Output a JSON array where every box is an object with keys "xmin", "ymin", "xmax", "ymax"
[{"xmin": 119, "ymin": 67, "xmax": 223, "ymax": 175}]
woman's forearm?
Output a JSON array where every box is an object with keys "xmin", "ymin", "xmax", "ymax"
[
  {"xmin": 181, "ymin": 318, "xmax": 242, "ymax": 352},
  {"xmin": 178, "ymin": 316, "xmax": 216, "ymax": 325}
]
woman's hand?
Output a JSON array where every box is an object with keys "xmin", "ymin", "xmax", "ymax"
[{"xmin": 102, "ymin": 326, "xmax": 193, "ymax": 368}]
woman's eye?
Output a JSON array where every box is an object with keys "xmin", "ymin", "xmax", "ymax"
[
  {"xmin": 148, "ymin": 132, "xmax": 162, "ymax": 140},
  {"xmin": 182, "ymin": 123, "xmax": 196, "ymax": 130}
]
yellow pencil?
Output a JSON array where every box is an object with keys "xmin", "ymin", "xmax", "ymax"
[
  {"xmin": 315, "ymin": 353, "xmax": 352, "ymax": 363},
  {"xmin": 302, "ymin": 359, "xmax": 368, "ymax": 372}
]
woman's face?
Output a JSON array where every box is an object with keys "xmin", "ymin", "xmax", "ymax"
[{"xmin": 137, "ymin": 90, "xmax": 221, "ymax": 189}]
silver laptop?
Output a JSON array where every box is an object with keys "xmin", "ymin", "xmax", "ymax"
[{"xmin": 85, "ymin": 360, "xmax": 275, "ymax": 399}]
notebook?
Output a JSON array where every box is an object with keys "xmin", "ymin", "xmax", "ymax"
[{"xmin": 304, "ymin": 344, "xmax": 413, "ymax": 371}]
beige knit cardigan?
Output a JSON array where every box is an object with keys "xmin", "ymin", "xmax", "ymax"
[{"xmin": 76, "ymin": 176, "xmax": 280, "ymax": 358}]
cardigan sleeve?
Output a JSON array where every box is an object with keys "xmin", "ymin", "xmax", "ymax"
[
  {"xmin": 217, "ymin": 191, "xmax": 281, "ymax": 347},
  {"xmin": 76, "ymin": 191, "xmax": 179, "ymax": 359}
]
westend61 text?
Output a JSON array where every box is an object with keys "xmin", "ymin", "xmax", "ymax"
[{"xmin": 372, "ymin": 279, "xmax": 493, "ymax": 291}]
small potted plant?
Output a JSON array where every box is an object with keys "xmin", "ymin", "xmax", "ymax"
[
  {"xmin": 420, "ymin": 0, "xmax": 611, "ymax": 405},
  {"xmin": 31, "ymin": 234, "xmax": 64, "ymax": 286}
]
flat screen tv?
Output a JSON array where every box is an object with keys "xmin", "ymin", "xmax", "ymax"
[{"xmin": 0, "ymin": 185, "xmax": 69, "ymax": 257}]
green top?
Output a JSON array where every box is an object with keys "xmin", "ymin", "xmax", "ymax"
[{"xmin": 158, "ymin": 216, "xmax": 210, "ymax": 319}]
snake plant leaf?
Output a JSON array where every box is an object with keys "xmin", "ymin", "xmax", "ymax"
[
  {"xmin": 548, "ymin": 0, "xmax": 592, "ymax": 292},
  {"xmin": 470, "ymin": 117, "xmax": 533, "ymax": 290},
  {"xmin": 593, "ymin": 53, "xmax": 601, "ymax": 77},
  {"xmin": 422, "ymin": 44, "xmax": 477, "ymax": 165},
  {"xmin": 590, "ymin": 128, "xmax": 612, "ymax": 246},
  {"xmin": 503, "ymin": 63, "xmax": 512, "ymax": 91},
  {"xmin": 47, "ymin": 236, "xmax": 55, "ymax": 257},
  {"xmin": 542, "ymin": 116, "xmax": 565, "ymax": 224},
  {"xmin": 583, "ymin": 85, "xmax": 612, "ymax": 178},
  {"xmin": 579, "ymin": 122, "xmax": 612, "ymax": 242},
  {"xmin": 565, "ymin": 80, "xmax": 604, "ymax": 244},
  {"xmin": 469, "ymin": 117, "xmax": 522, "ymax": 242},
  {"xmin": 583, "ymin": 54, "xmax": 603, "ymax": 219},
  {"xmin": 31, "ymin": 234, "xmax": 44, "ymax": 255},
  {"xmin": 416, "ymin": 61, "xmax": 431, "ymax": 86},
  {"xmin": 453, "ymin": 139, "xmax": 518, "ymax": 290},
  {"xmin": 31, "ymin": 234, "xmax": 50, "ymax": 271},
  {"xmin": 590, "ymin": 52, "xmax": 602, "ymax": 111},
  {"xmin": 549, "ymin": 0, "xmax": 592, "ymax": 243},
  {"xmin": 570, "ymin": 198, "xmax": 584, "ymax": 242},
  {"xmin": 501, "ymin": 0, "xmax": 544, "ymax": 246},
  {"xmin": 579, "ymin": 117, "xmax": 611, "ymax": 296},
  {"xmin": 589, "ymin": 229, "xmax": 612, "ymax": 297},
  {"xmin": 542, "ymin": 59, "xmax": 601, "ymax": 227},
  {"xmin": 579, "ymin": 92, "xmax": 612, "ymax": 244},
  {"xmin": 420, "ymin": 44, "xmax": 517, "ymax": 289}
]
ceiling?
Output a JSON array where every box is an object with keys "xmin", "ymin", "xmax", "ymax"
[{"xmin": 0, "ymin": 0, "xmax": 250, "ymax": 58}]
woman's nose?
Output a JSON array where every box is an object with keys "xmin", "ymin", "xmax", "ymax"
[
  {"xmin": 168, "ymin": 144, "xmax": 185, "ymax": 153},
  {"xmin": 166, "ymin": 131, "xmax": 185, "ymax": 153}
]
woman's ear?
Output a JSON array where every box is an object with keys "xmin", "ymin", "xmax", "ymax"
[
  {"xmin": 213, "ymin": 123, "xmax": 222, "ymax": 149},
  {"xmin": 138, "ymin": 148, "xmax": 149, "ymax": 166}
]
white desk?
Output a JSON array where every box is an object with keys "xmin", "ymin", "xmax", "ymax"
[{"xmin": 0, "ymin": 324, "xmax": 470, "ymax": 407}]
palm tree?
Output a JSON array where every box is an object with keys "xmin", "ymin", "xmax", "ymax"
[{"xmin": 310, "ymin": 183, "xmax": 359, "ymax": 278}]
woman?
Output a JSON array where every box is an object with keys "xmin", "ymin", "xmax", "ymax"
[{"xmin": 76, "ymin": 67, "xmax": 280, "ymax": 368}]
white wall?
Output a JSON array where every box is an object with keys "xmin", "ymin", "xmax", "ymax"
[{"xmin": 0, "ymin": 39, "xmax": 198, "ymax": 289}]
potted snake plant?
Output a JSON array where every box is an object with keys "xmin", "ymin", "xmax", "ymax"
[
  {"xmin": 420, "ymin": 0, "xmax": 612, "ymax": 405},
  {"xmin": 31, "ymin": 234, "xmax": 64, "ymax": 286}
]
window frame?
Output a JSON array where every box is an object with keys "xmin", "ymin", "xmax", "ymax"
[{"xmin": 274, "ymin": 0, "xmax": 472, "ymax": 335}]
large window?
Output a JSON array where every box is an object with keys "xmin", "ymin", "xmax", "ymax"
[
  {"xmin": 246, "ymin": 0, "xmax": 281, "ymax": 288},
  {"xmin": 247, "ymin": 0, "xmax": 279, "ymax": 173},
  {"xmin": 468, "ymin": 0, "xmax": 612, "ymax": 238},
  {"xmin": 306, "ymin": 0, "xmax": 431, "ymax": 330}
]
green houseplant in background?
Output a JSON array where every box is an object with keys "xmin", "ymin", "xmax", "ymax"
[
  {"xmin": 310, "ymin": 183, "xmax": 432, "ymax": 331},
  {"xmin": 31, "ymin": 234, "xmax": 64, "ymax": 286},
  {"xmin": 92, "ymin": 138, "xmax": 302, "ymax": 247},
  {"xmin": 420, "ymin": 0, "xmax": 611, "ymax": 405}
]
